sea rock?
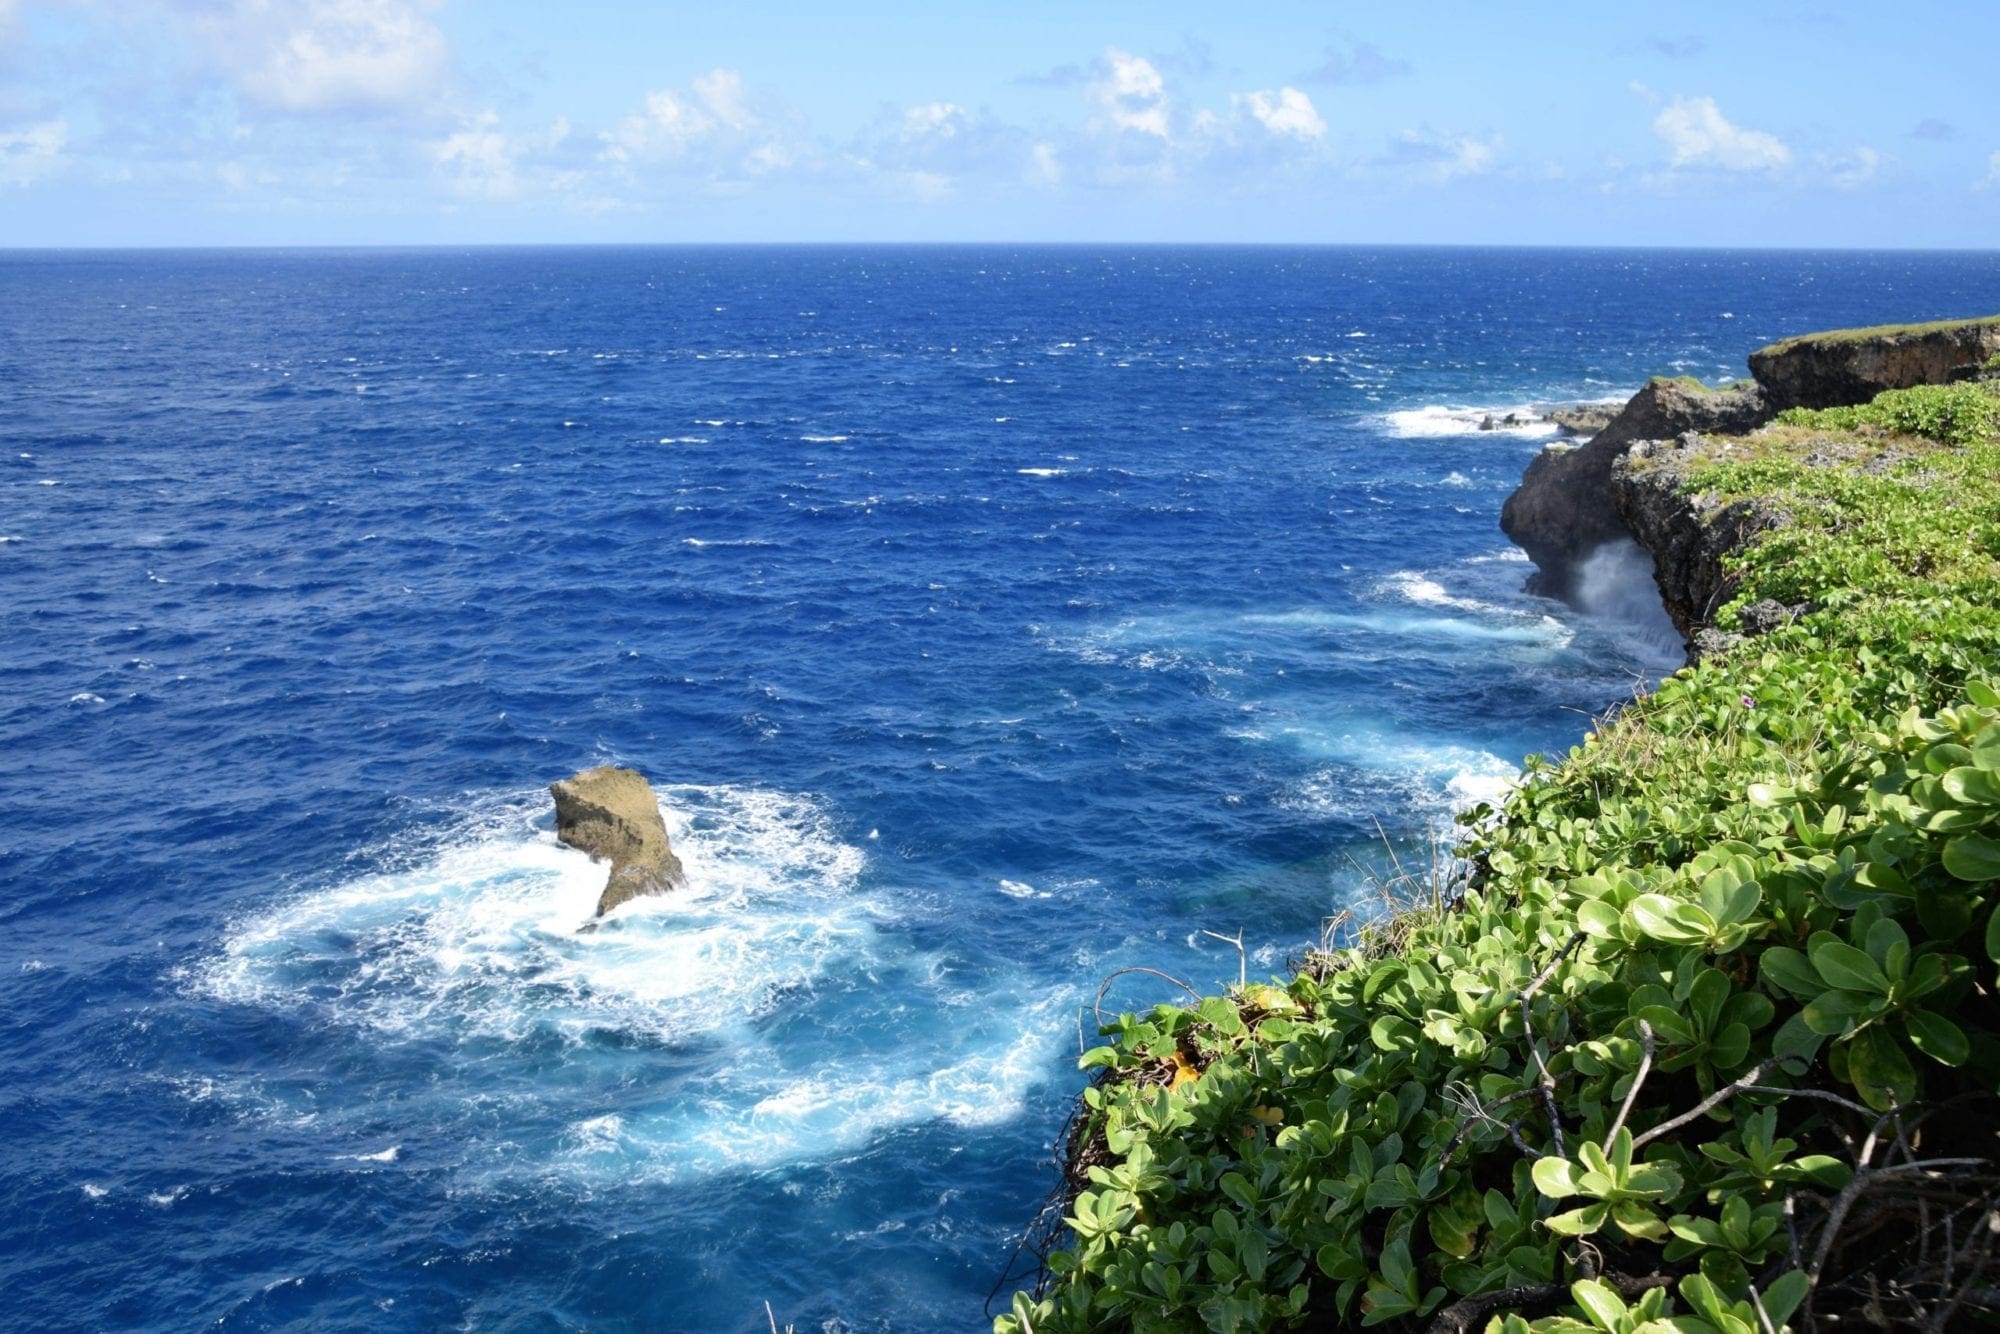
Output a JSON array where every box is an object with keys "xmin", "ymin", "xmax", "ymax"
[
  {"xmin": 1749, "ymin": 315, "xmax": 2000, "ymax": 412},
  {"xmin": 1538, "ymin": 402, "xmax": 1622, "ymax": 437},
  {"xmin": 1498, "ymin": 377, "xmax": 1766, "ymax": 600},
  {"xmin": 550, "ymin": 765, "xmax": 686, "ymax": 919}
]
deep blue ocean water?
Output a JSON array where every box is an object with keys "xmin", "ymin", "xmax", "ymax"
[{"xmin": 5, "ymin": 246, "xmax": 2000, "ymax": 1331}]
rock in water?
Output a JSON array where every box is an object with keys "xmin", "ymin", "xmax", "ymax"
[{"xmin": 550, "ymin": 766, "xmax": 687, "ymax": 919}]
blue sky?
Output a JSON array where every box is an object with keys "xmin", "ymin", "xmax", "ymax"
[{"xmin": 1, "ymin": 0, "xmax": 1994, "ymax": 247}]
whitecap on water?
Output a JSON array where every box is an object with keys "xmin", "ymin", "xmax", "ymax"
[
  {"xmin": 198, "ymin": 785, "xmax": 1071, "ymax": 1181},
  {"xmin": 202, "ymin": 785, "xmax": 874, "ymax": 1048},
  {"xmin": 1379, "ymin": 405, "xmax": 1560, "ymax": 440}
]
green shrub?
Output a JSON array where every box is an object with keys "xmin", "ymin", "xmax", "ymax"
[
  {"xmin": 1001, "ymin": 412, "xmax": 2000, "ymax": 1332},
  {"xmin": 1774, "ymin": 381, "xmax": 2000, "ymax": 447}
]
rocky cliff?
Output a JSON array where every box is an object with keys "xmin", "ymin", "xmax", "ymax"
[
  {"xmin": 1502, "ymin": 314, "xmax": 2000, "ymax": 621},
  {"xmin": 1748, "ymin": 315, "xmax": 2000, "ymax": 412},
  {"xmin": 1498, "ymin": 377, "xmax": 1764, "ymax": 599}
]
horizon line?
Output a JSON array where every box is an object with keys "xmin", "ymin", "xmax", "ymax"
[{"xmin": 5, "ymin": 238, "xmax": 2000, "ymax": 256}]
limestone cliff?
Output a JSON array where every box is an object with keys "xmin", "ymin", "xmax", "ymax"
[
  {"xmin": 1748, "ymin": 315, "xmax": 2000, "ymax": 412},
  {"xmin": 1498, "ymin": 377, "xmax": 1763, "ymax": 599},
  {"xmin": 1501, "ymin": 314, "xmax": 2000, "ymax": 616}
]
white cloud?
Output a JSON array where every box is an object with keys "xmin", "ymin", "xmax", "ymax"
[
  {"xmin": 1983, "ymin": 150, "xmax": 2000, "ymax": 190},
  {"xmin": 430, "ymin": 113, "xmax": 579, "ymax": 202},
  {"xmin": 1030, "ymin": 142, "xmax": 1061, "ymax": 186},
  {"xmin": 0, "ymin": 118, "xmax": 65, "ymax": 186},
  {"xmin": 1819, "ymin": 144, "xmax": 1885, "ymax": 191},
  {"xmin": 903, "ymin": 102, "xmax": 965, "ymax": 138},
  {"xmin": 606, "ymin": 68, "xmax": 763, "ymax": 161},
  {"xmin": 1652, "ymin": 96, "xmax": 1789, "ymax": 171},
  {"xmin": 204, "ymin": 0, "xmax": 450, "ymax": 115},
  {"xmin": 435, "ymin": 111, "xmax": 516, "ymax": 198},
  {"xmin": 1238, "ymin": 87, "xmax": 1325, "ymax": 141},
  {"xmin": 1391, "ymin": 128, "xmax": 1500, "ymax": 183},
  {"xmin": 1090, "ymin": 47, "xmax": 1169, "ymax": 138}
]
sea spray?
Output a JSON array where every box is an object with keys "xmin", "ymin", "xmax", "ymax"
[{"xmin": 1573, "ymin": 538, "xmax": 1683, "ymax": 660}]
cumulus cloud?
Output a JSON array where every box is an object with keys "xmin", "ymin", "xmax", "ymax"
[
  {"xmin": 902, "ymin": 102, "xmax": 965, "ymax": 138},
  {"xmin": 201, "ymin": 0, "xmax": 450, "ymax": 115},
  {"xmin": 1983, "ymin": 151, "xmax": 2000, "ymax": 190},
  {"xmin": 1652, "ymin": 96, "xmax": 1789, "ymax": 171},
  {"xmin": 1818, "ymin": 145, "xmax": 1887, "ymax": 191},
  {"xmin": 1302, "ymin": 38, "xmax": 1408, "ymax": 86},
  {"xmin": 0, "ymin": 117, "xmax": 64, "ymax": 185},
  {"xmin": 1089, "ymin": 47, "xmax": 1169, "ymax": 138},
  {"xmin": 605, "ymin": 69, "xmax": 771, "ymax": 164},
  {"xmin": 432, "ymin": 113, "xmax": 580, "ymax": 202},
  {"xmin": 1388, "ymin": 128, "xmax": 1500, "ymax": 183},
  {"xmin": 1237, "ymin": 87, "xmax": 1325, "ymax": 141}
]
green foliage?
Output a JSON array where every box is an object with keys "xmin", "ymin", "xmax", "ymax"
[
  {"xmin": 1772, "ymin": 380, "xmax": 2000, "ymax": 446},
  {"xmin": 999, "ymin": 397, "xmax": 2000, "ymax": 1333}
]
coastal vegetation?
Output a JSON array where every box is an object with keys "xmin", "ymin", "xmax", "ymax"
[{"xmin": 999, "ymin": 378, "xmax": 2000, "ymax": 1330}]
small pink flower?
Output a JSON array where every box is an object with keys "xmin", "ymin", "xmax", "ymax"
[{"xmin": 1740, "ymin": 694, "xmax": 1756, "ymax": 709}]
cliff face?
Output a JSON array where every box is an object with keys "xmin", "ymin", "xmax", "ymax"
[
  {"xmin": 1498, "ymin": 377, "xmax": 1764, "ymax": 599},
  {"xmin": 1502, "ymin": 314, "xmax": 2000, "ymax": 627},
  {"xmin": 1611, "ymin": 435, "xmax": 1786, "ymax": 656},
  {"xmin": 1749, "ymin": 316, "xmax": 2000, "ymax": 412}
]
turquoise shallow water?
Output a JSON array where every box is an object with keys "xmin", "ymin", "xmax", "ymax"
[{"xmin": 4, "ymin": 245, "xmax": 1999, "ymax": 1330}]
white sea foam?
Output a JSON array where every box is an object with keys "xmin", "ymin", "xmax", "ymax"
[
  {"xmin": 547, "ymin": 988, "xmax": 1070, "ymax": 1182},
  {"xmin": 800, "ymin": 434, "xmax": 850, "ymax": 443},
  {"xmin": 198, "ymin": 785, "xmax": 1072, "ymax": 1180},
  {"xmin": 997, "ymin": 879, "xmax": 1041, "ymax": 899},
  {"xmin": 0, "ymin": 535, "xmax": 21, "ymax": 544},
  {"xmin": 69, "ymin": 692, "xmax": 107, "ymax": 705},
  {"xmin": 81, "ymin": 1183, "xmax": 108, "ymax": 1199},
  {"xmin": 1381, "ymin": 405, "xmax": 1561, "ymax": 440},
  {"xmin": 146, "ymin": 1186, "xmax": 188, "ymax": 1208},
  {"xmin": 343, "ymin": 1145, "xmax": 400, "ymax": 1163},
  {"xmin": 1017, "ymin": 468, "xmax": 1067, "ymax": 477},
  {"xmin": 1285, "ymin": 735, "xmax": 1520, "ymax": 823},
  {"xmin": 657, "ymin": 437, "xmax": 709, "ymax": 444},
  {"xmin": 201, "ymin": 785, "xmax": 873, "ymax": 1048}
]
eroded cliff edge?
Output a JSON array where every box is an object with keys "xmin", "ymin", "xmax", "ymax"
[{"xmin": 1501, "ymin": 314, "xmax": 2000, "ymax": 645}]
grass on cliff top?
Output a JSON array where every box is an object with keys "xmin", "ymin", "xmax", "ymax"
[
  {"xmin": 1753, "ymin": 313, "xmax": 2000, "ymax": 357},
  {"xmin": 999, "ymin": 384, "xmax": 2000, "ymax": 1332}
]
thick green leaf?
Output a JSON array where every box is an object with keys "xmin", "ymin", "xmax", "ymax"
[
  {"xmin": 1905, "ymin": 1009, "xmax": 1970, "ymax": 1066},
  {"xmin": 1943, "ymin": 833, "xmax": 2000, "ymax": 881},
  {"xmin": 1943, "ymin": 766, "xmax": 2000, "ymax": 806},
  {"xmin": 1570, "ymin": 1278, "xmax": 1628, "ymax": 1327},
  {"xmin": 1846, "ymin": 1027, "xmax": 1919, "ymax": 1109},
  {"xmin": 1808, "ymin": 934, "xmax": 1891, "ymax": 994},
  {"xmin": 1759, "ymin": 947, "xmax": 1823, "ymax": 997},
  {"xmin": 1531, "ymin": 1156, "xmax": 1583, "ymax": 1200},
  {"xmin": 1627, "ymin": 893, "xmax": 1710, "ymax": 944}
]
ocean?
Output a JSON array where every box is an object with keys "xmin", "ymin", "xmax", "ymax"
[{"xmin": 5, "ymin": 245, "xmax": 1998, "ymax": 1330}]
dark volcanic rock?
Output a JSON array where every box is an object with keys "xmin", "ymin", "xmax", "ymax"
[
  {"xmin": 1613, "ymin": 436, "xmax": 1784, "ymax": 655},
  {"xmin": 551, "ymin": 765, "xmax": 687, "ymax": 919},
  {"xmin": 1749, "ymin": 316, "xmax": 2000, "ymax": 413},
  {"xmin": 1498, "ymin": 378, "xmax": 1766, "ymax": 600}
]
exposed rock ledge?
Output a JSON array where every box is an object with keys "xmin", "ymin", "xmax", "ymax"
[
  {"xmin": 1501, "ymin": 314, "xmax": 2000, "ymax": 621},
  {"xmin": 551, "ymin": 765, "xmax": 686, "ymax": 921}
]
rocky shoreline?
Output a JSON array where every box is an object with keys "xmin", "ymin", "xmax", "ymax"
[{"xmin": 1500, "ymin": 314, "xmax": 2000, "ymax": 653}]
